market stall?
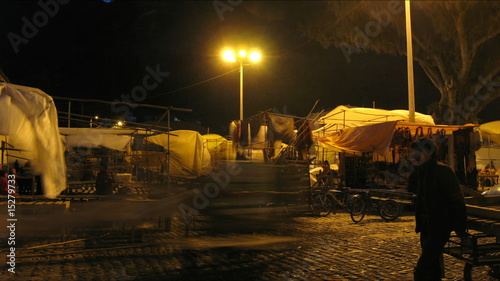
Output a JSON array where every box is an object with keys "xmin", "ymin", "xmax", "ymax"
[
  {"xmin": 0, "ymin": 83, "xmax": 66, "ymax": 198},
  {"xmin": 315, "ymin": 120, "xmax": 478, "ymax": 190}
]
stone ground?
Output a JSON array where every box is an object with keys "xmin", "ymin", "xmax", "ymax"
[{"xmin": 0, "ymin": 208, "xmax": 497, "ymax": 281}]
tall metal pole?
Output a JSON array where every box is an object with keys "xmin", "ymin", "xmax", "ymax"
[
  {"xmin": 68, "ymin": 101, "xmax": 71, "ymax": 128},
  {"xmin": 405, "ymin": 0, "xmax": 416, "ymax": 123},
  {"xmin": 239, "ymin": 61, "xmax": 244, "ymax": 120},
  {"xmin": 167, "ymin": 108, "xmax": 171, "ymax": 194}
]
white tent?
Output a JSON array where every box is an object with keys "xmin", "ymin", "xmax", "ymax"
[
  {"xmin": 0, "ymin": 83, "xmax": 66, "ymax": 198},
  {"xmin": 315, "ymin": 105, "xmax": 435, "ymax": 136},
  {"xmin": 146, "ymin": 130, "xmax": 211, "ymax": 177},
  {"xmin": 317, "ymin": 121, "xmax": 474, "ymax": 156},
  {"xmin": 202, "ymin": 134, "xmax": 235, "ymax": 161},
  {"xmin": 479, "ymin": 121, "xmax": 500, "ymax": 145},
  {"xmin": 476, "ymin": 121, "xmax": 500, "ymax": 170},
  {"xmin": 59, "ymin": 128, "xmax": 133, "ymax": 151}
]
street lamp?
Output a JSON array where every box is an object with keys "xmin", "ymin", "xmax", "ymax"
[
  {"xmin": 90, "ymin": 116, "xmax": 99, "ymax": 128},
  {"xmin": 222, "ymin": 49, "xmax": 261, "ymax": 120}
]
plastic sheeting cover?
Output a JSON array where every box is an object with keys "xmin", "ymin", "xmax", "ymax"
[
  {"xmin": 0, "ymin": 83, "xmax": 66, "ymax": 198},
  {"xmin": 480, "ymin": 121, "xmax": 500, "ymax": 145},
  {"xmin": 317, "ymin": 121, "xmax": 398, "ymax": 156},
  {"xmin": 315, "ymin": 105, "xmax": 435, "ymax": 135},
  {"xmin": 146, "ymin": 130, "xmax": 211, "ymax": 177},
  {"xmin": 60, "ymin": 128, "xmax": 132, "ymax": 151}
]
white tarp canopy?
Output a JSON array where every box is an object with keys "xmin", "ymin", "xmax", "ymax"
[
  {"xmin": 0, "ymin": 83, "xmax": 66, "ymax": 198},
  {"xmin": 315, "ymin": 105, "xmax": 435, "ymax": 135},
  {"xmin": 479, "ymin": 121, "xmax": 500, "ymax": 145},
  {"xmin": 59, "ymin": 128, "xmax": 133, "ymax": 151},
  {"xmin": 476, "ymin": 147, "xmax": 500, "ymax": 170},
  {"xmin": 316, "ymin": 121, "xmax": 474, "ymax": 156},
  {"xmin": 317, "ymin": 121, "xmax": 398, "ymax": 156},
  {"xmin": 202, "ymin": 134, "xmax": 236, "ymax": 161},
  {"xmin": 146, "ymin": 130, "xmax": 211, "ymax": 177},
  {"xmin": 477, "ymin": 121, "xmax": 500, "ymax": 170}
]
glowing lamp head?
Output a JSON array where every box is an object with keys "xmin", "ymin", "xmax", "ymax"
[
  {"xmin": 239, "ymin": 50, "xmax": 247, "ymax": 58},
  {"xmin": 222, "ymin": 50, "xmax": 236, "ymax": 62},
  {"xmin": 249, "ymin": 51, "xmax": 261, "ymax": 62}
]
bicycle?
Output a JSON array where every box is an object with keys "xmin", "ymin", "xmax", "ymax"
[
  {"xmin": 310, "ymin": 177, "xmax": 364, "ymax": 222},
  {"xmin": 347, "ymin": 190, "xmax": 402, "ymax": 223},
  {"xmin": 310, "ymin": 184, "xmax": 335, "ymax": 217}
]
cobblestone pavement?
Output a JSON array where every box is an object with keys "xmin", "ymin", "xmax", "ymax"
[{"xmin": 0, "ymin": 209, "xmax": 496, "ymax": 281}]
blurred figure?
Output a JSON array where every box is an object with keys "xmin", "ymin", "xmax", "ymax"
[
  {"xmin": 8, "ymin": 168, "xmax": 17, "ymax": 177},
  {"xmin": 485, "ymin": 160, "xmax": 497, "ymax": 173},
  {"xmin": 13, "ymin": 160, "xmax": 20, "ymax": 173},
  {"xmin": 0, "ymin": 170, "xmax": 17, "ymax": 195},
  {"xmin": 408, "ymin": 138, "xmax": 467, "ymax": 281},
  {"xmin": 81, "ymin": 166, "xmax": 96, "ymax": 181},
  {"xmin": 95, "ymin": 165, "xmax": 115, "ymax": 195},
  {"xmin": 0, "ymin": 170, "xmax": 9, "ymax": 195}
]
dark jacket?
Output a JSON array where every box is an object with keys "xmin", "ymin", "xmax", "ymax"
[
  {"xmin": 409, "ymin": 160, "xmax": 467, "ymax": 234},
  {"xmin": 95, "ymin": 170, "xmax": 115, "ymax": 195}
]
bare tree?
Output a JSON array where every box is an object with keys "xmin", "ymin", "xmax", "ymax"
[{"xmin": 301, "ymin": 1, "xmax": 499, "ymax": 124}]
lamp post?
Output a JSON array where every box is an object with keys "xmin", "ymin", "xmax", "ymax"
[
  {"xmin": 405, "ymin": 0, "xmax": 415, "ymax": 123},
  {"xmin": 222, "ymin": 49, "xmax": 261, "ymax": 120},
  {"xmin": 90, "ymin": 116, "xmax": 99, "ymax": 128}
]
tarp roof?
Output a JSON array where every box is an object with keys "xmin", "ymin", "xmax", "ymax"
[
  {"xmin": 317, "ymin": 121, "xmax": 398, "ymax": 155},
  {"xmin": 202, "ymin": 134, "xmax": 228, "ymax": 150},
  {"xmin": 317, "ymin": 121, "xmax": 475, "ymax": 156},
  {"xmin": 0, "ymin": 83, "xmax": 66, "ymax": 198},
  {"xmin": 479, "ymin": 121, "xmax": 500, "ymax": 145},
  {"xmin": 146, "ymin": 130, "xmax": 211, "ymax": 177},
  {"xmin": 59, "ymin": 128, "xmax": 153, "ymax": 135},
  {"xmin": 59, "ymin": 128, "xmax": 134, "ymax": 151},
  {"xmin": 315, "ymin": 105, "xmax": 435, "ymax": 135}
]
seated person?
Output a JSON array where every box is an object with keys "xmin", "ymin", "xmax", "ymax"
[
  {"xmin": 0, "ymin": 170, "xmax": 17, "ymax": 195},
  {"xmin": 317, "ymin": 161, "xmax": 339, "ymax": 186},
  {"xmin": 485, "ymin": 161, "xmax": 497, "ymax": 173}
]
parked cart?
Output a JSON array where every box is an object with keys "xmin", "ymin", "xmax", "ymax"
[{"xmin": 443, "ymin": 194, "xmax": 500, "ymax": 280}]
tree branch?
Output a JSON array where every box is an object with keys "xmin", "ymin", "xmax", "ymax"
[
  {"xmin": 414, "ymin": 56, "xmax": 443, "ymax": 90},
  {"xmin": 471, "ymin": 32, "xmax": 500, "ymax": 57},
  {"xmin": 455, "ymin": 7, "xmax": 471, "ymax": 80}
]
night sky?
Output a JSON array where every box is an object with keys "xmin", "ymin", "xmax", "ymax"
[{"xmin": 1, "ymin": 1, "xmax": 498, "ymax": 134}]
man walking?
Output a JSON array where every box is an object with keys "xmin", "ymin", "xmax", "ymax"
[{"xmin": 408, "ymin": 138, "xmax": 467, "ymax": 280}]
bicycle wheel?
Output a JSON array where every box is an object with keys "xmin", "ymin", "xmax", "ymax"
[
  {"xmin": 311, "ymin": 194, "xmax": 334, "ymax": 217},
  {"xmin": 349, "ymin": 195, "xmax": 366, "ymax": 223},
  {"xmin": 330, "ymin": 193, "xmax": 344, "ymax": 214},
  {"xmin": 378, "ymin": 199, "xmax": 401, "ymax": 221}
]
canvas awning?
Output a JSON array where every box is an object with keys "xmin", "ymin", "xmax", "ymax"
[
  {"xmin": 316, "ymin": 121, "xmax": 475, "ymax": 156},
  {"xmin": 59, "ymin": 128, "xmax": 133, "ymax": 151},
  {"xmin": 479, "ymin": 121, "xmax": 500, "ymax": 145},
  {"xmin": 146, "ymin": 130, "xmax": 211, "ymax": 177},
  {"xmin": 315, "ymin": 105, "xmax": 435, "ymax": 136},
  {"xmin": 0, "ymin": 83, "xmax": 66, "ymax": 198},
  {"xmin": 317, "ymin": 121, "xmax": 398, "ymax": 155}
]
